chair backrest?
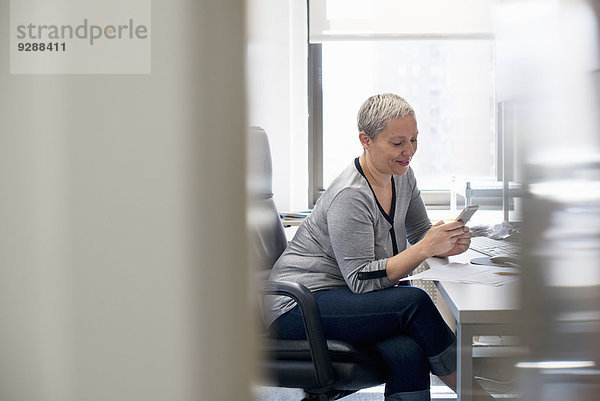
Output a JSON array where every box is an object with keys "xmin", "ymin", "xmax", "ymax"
[{"xmin": 247, "ymin": 127, "xmax": 288, "ymax": 272}]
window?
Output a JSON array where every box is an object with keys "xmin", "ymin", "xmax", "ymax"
[
  {"xmin": 322, "ymin": 39, "xmax": 496, "ymax": 188},
  {"xmin": 308, "ymin": 0, "xmax": 500, "ymax": 208}
]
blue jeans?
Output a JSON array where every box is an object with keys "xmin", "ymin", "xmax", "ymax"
[{"xmin": 270, "ymin": 286, "xmax": 456, "ymax": 400}]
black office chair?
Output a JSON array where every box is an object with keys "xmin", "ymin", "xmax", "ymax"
[{"xmin": 247, "ymin": 127, "xmax": 387, "ymax": 401}]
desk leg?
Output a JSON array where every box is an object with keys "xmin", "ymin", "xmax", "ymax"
[{"xmin": 456, "ymin": 323, "xmax": 474, "ymax": 401}]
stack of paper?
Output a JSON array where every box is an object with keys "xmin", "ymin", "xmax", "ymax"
[{"xmin": 401, "ymin": 262, "xmax": 520, "ymax": 286}]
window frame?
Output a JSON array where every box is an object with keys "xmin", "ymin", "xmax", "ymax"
[{"xmin": 308, "ymin": 43, "xmax": 325, "ymax": 207}]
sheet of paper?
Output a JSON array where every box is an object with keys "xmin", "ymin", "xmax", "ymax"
[{"xmin": 401, "ymin": 262, "xmax": 520, "ymax": 286}]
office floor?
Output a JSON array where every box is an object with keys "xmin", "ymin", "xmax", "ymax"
[{"xmin": 253, "ymin": 376, "xmax": 457, "ymax": 400}]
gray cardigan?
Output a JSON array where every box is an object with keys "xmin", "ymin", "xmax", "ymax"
[{"xmin": 265, "ymin": 158, "xmax": 432, "ymax": 327}]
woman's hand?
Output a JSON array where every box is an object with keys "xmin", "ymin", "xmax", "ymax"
[
  {"xmin": 436, "ymin": 225, "xmax": 472, "ymax": 257},
  {"xmin": 385, "ymin": 220, "xmax": 471, "ymax": 281},
  {"xmin": 419, "ymin": 220, "xmax": 471, "ymax": 258}
]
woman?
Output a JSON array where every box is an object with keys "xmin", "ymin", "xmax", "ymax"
[{"xmin": 266, "ymin": 94, "xmax": 472, "ymax": 400}]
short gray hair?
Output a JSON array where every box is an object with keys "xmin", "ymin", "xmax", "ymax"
[{"xmin": 357, "ymin": 93, "xmax": 415, "ymax": 139}]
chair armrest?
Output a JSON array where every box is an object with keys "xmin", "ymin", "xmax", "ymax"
[{"xmin": 259, "ymin": 280, "xmax": 335, "ymax": 388}]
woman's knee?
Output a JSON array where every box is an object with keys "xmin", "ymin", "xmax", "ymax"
[
  {"xmin": 410, "ymin": 286, "xmax": 434, "ymax": 304},
  {"xmin": 398, "ymin": 287, "xmax": 437, "ymax": 316},
  {"xmin": 380, "ymin": 286, "xmax": 433, "ymax": 306}
]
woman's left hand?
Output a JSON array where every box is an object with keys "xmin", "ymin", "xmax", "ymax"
[{"xmin": 437, "ymin": 227, "xmax": 472, "ymax": 257}]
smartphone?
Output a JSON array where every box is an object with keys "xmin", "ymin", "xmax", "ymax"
[{"xmin": 456, "ymin": 205, "xmax": 479, "ymax": 224}]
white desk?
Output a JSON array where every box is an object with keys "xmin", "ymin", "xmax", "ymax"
[{"xmin": 425, "ymin": 249, "xmax": 520, "ymax": 401}]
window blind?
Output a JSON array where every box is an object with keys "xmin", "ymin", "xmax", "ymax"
[{"xmin": 309, "ymin": 0, "xmax": 498, "ymax": 42}]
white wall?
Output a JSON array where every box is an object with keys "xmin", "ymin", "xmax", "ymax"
[
  {"xmin": 0, "ymin": 1, "xmax": 252, "ymax": 401},
  {"xmin": 247, "ymin": 0, "xmax": 309, "ymax": 211}
]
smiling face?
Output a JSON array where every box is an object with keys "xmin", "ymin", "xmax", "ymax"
[{"xmin": 360, "ymin": 115, "xmax": 418, "ymax": 176}]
